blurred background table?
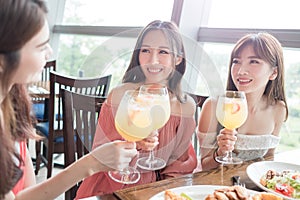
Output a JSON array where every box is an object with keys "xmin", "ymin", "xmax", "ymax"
[
  {"xmin": 28, "ymin": 81, "xmax": 50, "ymax": 123},
  {"xmin": 28, "ymin": 81, "xmax": 50, "ymax": 99}
]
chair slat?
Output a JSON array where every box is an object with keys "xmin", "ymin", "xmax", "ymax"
[{"xmin": 35, "ymin": 71, "xmax": 111, "ymax": 180}]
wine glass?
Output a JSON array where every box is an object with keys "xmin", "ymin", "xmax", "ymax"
[
  {"xmin": 136, "ymin": 84, "xmax": 171, "ymax": 170},
  {"xmin": 215, "ymin": 90, "xmax": 248, "ymax": 164},
  {"xmin": 108, "ymin": 90, "xmax": 155, "ymax": 184}
]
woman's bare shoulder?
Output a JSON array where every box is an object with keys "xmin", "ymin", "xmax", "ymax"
[
  {"xmin": 269, "ymin": 100, "xmax": 287, "ymax": 136},
  {"xmin": 200, "ymin": 97, "xmax": 217, "ymax": 114},
  {"xmin": 274, "ymin": 100, "xmax": 287, "ymax": 121}
]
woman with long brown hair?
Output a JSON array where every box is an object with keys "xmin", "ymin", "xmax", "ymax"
[
  {"xmin": 0, "ymin": 1, "xmax": 137, "ymax": 199},
  {"xmin": 76, "ymin": 20, "xmax": 197, "ymax": 199}
]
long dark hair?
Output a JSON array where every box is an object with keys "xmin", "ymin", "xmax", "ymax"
[
  {"xmin": 0, "ymin": 122, "xmax": 23, "ymax": 198},
  {"xmin": 226, "ymin": 32, "xmax": 288, "ymax": 120},
  {"xmin": 0, "ymin": 0, "xmax": 48, "ymax": 197},
  {"xmin": 122, "ymin": 20, "xmax": 187, "ymax": 103}
]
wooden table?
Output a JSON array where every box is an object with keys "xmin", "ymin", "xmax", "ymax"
[
  {"xmin": 91, "ymin": 149, "xmax": 300, "ymax": 200},
  {"xmin": 114, "ymin": 158, "xmax": 264, "ymax": 200},
  {"xmin": 28, "ymin": 81, "xmax": 50, "ymax": 99}
]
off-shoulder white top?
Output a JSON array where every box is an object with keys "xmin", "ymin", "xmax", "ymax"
[{"xmin": 198, "ymin": 132, "xmax": 280, "ymax": 161}]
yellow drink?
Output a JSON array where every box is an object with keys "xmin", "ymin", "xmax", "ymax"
[
  {"xmin": 115, "ymin": 90, "xmax": 171, "ymax": 142},
  {"xmin": 135, "ymin": 84, "xmax": 171, "ymax": 170},
  {"xmin": 146, "ymin": 94, "xmax": 171, "ymax": 130},
  {"xmin": 214, "ymin": 91, "xmax": 247, "ymax": 165},
  {"xmin": 115, "ymin": 122, "xmax": 149, "ymax": 142},
  {"xmin": 216, "ymin": 97, "xmax": 248, "ymax": 130},
  {"xmin": 115, "ymin": 91, "xmax": 153, "ymax": 141}
]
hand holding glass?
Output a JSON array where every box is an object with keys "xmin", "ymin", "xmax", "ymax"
[
  {"xmin": 215, "ymin": 91, "xmax": 248, "ymax": 164},
  {"xmin": 108, "ymin": 90, "xmax": 155, "ymax": 184}
]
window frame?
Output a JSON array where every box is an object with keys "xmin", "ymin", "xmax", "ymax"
[{"xmin": 197, "ymin": 27, "xmax": 300, "ymax": 48}]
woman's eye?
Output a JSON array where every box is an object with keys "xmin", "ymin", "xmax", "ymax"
[
  {"xmin": 40, "ymin": 44, "xmax": 49, "ymax": 51},
  {"xmin": 250, "ymin": 60, "xmax": 259, "ymax": 64},
  {"xmin": 159, "ymin": 50, "xmax": 169, "ymax": 54},
  {"xmin": 232, "ymin": 59, "xmax": 239, "ymax": 64},
  {"xmin": 141, "ymin": 49, "xmax": 150, "ymax": 53}
]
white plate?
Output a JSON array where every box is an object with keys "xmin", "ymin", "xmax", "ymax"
[
  {"xmin": 78, "ymin": 197, "xmax": 98, "ymax": 200},
  {"xmin": 246, "ymin": 161, "xmax": 300, "ymax": 200},
  {"xmin": 149, "ymin": 185, "xmax": 257, "ymax": 200}
]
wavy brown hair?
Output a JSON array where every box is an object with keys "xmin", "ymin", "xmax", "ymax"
[
  {"xmin": 122, "ymin": 20, "xmax": 187, "ymax": 103},
  {"xmin": 0, "ymin": 0, "xmax": 47, "ymax": 198}
]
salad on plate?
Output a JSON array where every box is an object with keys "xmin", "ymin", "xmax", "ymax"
[{"xmin": 260, "ymin": 169, "xmax": 300, "ymax": 199}]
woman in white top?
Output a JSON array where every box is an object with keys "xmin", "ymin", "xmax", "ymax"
[{"xmin": 197, "ymin": 32, "xmax": 288, "ymax": 171}]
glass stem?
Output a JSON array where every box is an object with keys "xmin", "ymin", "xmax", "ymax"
[
  {"xmin": 146, "ymin": 129, "xmax": 158, "ymax": 166},
  {"xmin": 226, "ymin": 128, "xmax": 234, "ymax": 161},
  {"xmin": 145, "ymin": 150, "xmax": 155, "ymax": 168},
  {"xmin": 147, "ymin": 150, "xmax": 155, "ymax": 162},
  {"xmin": 227, "ymin": 151, "xmax": 233, "ymax": 161}
]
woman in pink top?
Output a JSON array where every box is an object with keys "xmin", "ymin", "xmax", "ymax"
[
  {"xmin": 12, "ymin": 141, "xmax": 28, "ymax": 195},
  {"xmin": 76, "ymin": 20, "xmax": 198, "ymax": 199}
]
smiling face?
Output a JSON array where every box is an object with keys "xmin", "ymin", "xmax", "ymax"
[
  {"xmin": 231, "ymin": 45, "xmax": 277, "ymax": 94},
  {"xmin": 11, "ymin": 19, "xmax": 52, "ymax": 85},
  {"xmin": 139, "ymin": 30, "xmax": 182, "ymax": 85}
]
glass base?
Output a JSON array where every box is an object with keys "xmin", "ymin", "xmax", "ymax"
[
  {"xmin": 108, "ymin": 167, "xmax": 140, "ymax": 184},
  {"xmin": 215, "ymin": 156, "xmax": 243, "ymax": 165},
  {"xmin": 137, "ymin": 157, "xmax": 166, "ymax": 171}
]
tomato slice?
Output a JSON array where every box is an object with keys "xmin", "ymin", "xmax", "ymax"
[
  {"xmin": 231, "ymin": 103, "xmax": 240, "ymax": 114},
  {"xmin": 275, "ymin": 183, "xmax": 294, "ymax": 197},
  {"xmin": 292, "ymin": 174, "xmax": 300, "ymax": 180}
]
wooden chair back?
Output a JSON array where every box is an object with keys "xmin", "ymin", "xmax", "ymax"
[
  {"xmin": 32, "ymin": 60, "xmax": 56, "ymax": 175},
  {"xmin": 42, "ymin": 60, "xmax": 56, "ymax": 81},
  {"xmin": 62, "ymin": 89, "xmax": 106, "ymax": 200},
  {"xmin": 31, "ymin": 60, "xmax": 56, "ymax": 122},
  {"xmin": 35, "ymin": 71, "xmax": 112, "ymax": 178}
]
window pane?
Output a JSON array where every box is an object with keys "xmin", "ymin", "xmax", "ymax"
[
  {"xmin": 63, "ymin": 0, "xmax": 174, "ymax": 26},
  {"xmin": 208, "ymin": 0, "xmax": 300, "ymax": 29},
  {"xmin": 57, "ymin": 34, "xmax": 136, "ymax": 88},
  {"xmin": 199, "ymin": 42, "xmax": 300, "ymax": 152}
]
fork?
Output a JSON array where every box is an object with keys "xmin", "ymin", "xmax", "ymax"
[
  {"xmin": 232, "ymin": 176, "xmax": 246, "ymax": 187},
  {"xmin": 238, "ymin": 182, "xmax": 246, "ymax": 187}
]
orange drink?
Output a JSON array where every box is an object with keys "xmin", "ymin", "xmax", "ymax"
[
  {"xmin": 214, "ymin": 91, "xmax": 248, "ymax": 165},
  {"xmin": 115, "ymin": 91, "xmax": 153, "ymax": 141},
  {"xmin": 216, "ymin": 97, "xmax": 248, "ymax": 130}
]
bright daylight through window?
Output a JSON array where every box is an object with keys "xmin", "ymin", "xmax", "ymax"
[{"xmin": 54, "ymin": 0, "xmax": 300, "ymax": 152}]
